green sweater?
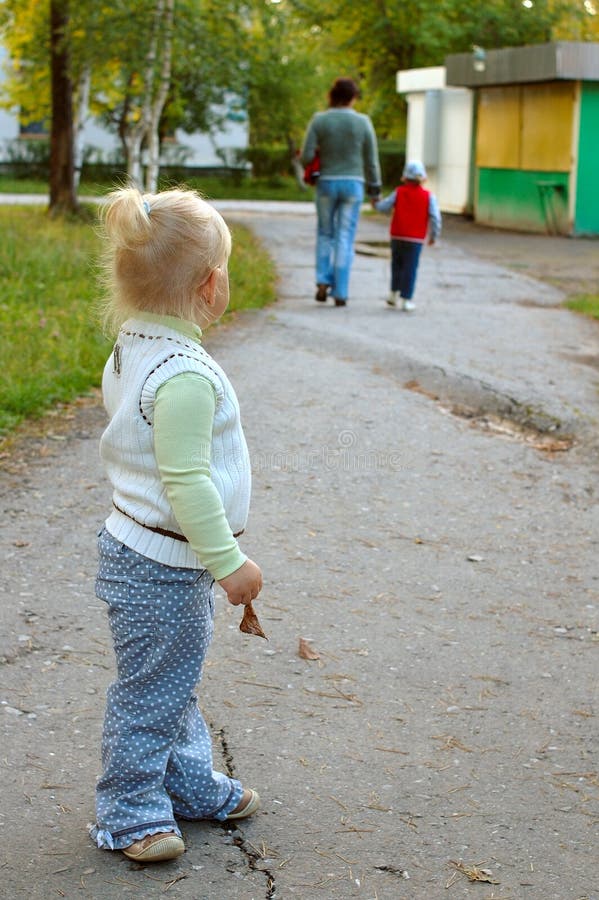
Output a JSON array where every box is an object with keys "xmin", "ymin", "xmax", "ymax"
[{"xmin": 301, "ymin": 107, "xmax": 381, "ymax": 190}]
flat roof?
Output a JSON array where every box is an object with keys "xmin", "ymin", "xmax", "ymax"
[
  {"xmin": 396, "ymin": 66, "xmax": 446, "ymax": 93},
  {"xmin": 445, "ymin": 41, "xmax": 599, "ymax": 87}
]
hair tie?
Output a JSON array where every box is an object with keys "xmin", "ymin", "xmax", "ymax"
[{"xmin": 143, "ymin": 199, "xmax": 151, "ymax": 215}]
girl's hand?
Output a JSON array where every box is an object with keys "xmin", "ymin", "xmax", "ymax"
[{"xmin": 218, "ymin": 559, "xmax": 263, "ymax": 606}]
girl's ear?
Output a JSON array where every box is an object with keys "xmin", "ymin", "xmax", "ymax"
[{"xmin": 197, "ymin": 268, "xmax": 218, "ymax": 307}]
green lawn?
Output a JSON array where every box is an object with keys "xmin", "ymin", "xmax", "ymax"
[
  {"xmin": 565, "ymin": 293, "xmax": 599, "ymax": 321},
  {"xmin": 0, "ymin": 207, "xmax": 277, "ymax": 437},
  {"xmin": 165, "ymin": 174, "xmax": 311, "ymax": 202},
  {"xmin": 0, "ymin": 173, "xmax": 313, "ymax": 202},
  {"xmin": 0, "ymin": 177, "xmax": 56, "ymax": 194}
]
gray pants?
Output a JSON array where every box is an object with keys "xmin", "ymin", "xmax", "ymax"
[{"xmin": 90, "ymin": 528, "xmax": 243, "ymax": 851}]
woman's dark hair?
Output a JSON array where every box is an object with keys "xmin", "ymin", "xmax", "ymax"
[{"xmin": 329, "ymin": 77, "xmax": 360, "ymax": 107}]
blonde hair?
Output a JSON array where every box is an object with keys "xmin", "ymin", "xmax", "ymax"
[{"xmin": 99, "ymin": 187, "xmax": 231, "ymax": 334}]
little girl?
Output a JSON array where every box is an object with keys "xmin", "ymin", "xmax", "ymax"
[{"xmin": 90, "ymin": 187, "xmax": 263, "ymax": 863}]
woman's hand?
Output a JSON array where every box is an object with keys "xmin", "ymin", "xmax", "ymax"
[{"xmin": 218, "ymin": 558, "xmax": 263, "ymax": 606}]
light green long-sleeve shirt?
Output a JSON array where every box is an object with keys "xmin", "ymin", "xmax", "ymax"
[{"xmin": 145, "ymin": 313, "xmax": 247, "ymax": 581}]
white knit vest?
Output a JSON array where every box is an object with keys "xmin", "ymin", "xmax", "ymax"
[{"xmin": 100, "ymin": 318, "xmax": 251, "ymax": 569}]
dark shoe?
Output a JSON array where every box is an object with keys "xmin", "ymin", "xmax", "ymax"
[
  {"xmin": 334, "ymin": 298, "xmax": 347, "ymax": 307},
  {"xmin": 315, "ymin": 284, "xmax": 329, "ymax": 302}
]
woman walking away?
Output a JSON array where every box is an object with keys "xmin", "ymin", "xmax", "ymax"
[
  {"xmin": 90, "ymin": 187, "xmax": 263, "ymax": 863},
  {"xmin": 301, "ymin": 77, "xmax": 382, "ymax": 307}
]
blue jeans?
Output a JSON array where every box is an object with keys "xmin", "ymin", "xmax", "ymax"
[
  {"xmin": 391, "ymin": 239, "xmax": 423, "ymax": 299},
  {"xmin": 90, "ymin": 528, "xmax": 243, "ymax": 851},
  {"xmin": 315, "ymin": 178, "xmax": 364, "ymax": 301}
]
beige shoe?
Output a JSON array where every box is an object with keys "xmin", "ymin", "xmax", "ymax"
[
  {"xmin": 122, "ymin": 831, "xmax": 184, "ymax": 862},
  {"xmin": 226, "ymin": 789, "xmax": 261, "ymax": 821}
]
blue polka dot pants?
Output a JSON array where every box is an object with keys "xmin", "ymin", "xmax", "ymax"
[{"xmin": 89, "ymin": 528, "xmax": 243, "ymax": 851}]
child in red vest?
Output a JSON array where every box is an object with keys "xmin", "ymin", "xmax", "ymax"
[{"xmin": 373, "ymin": 160, "xmax": 441, "ymax": 311}]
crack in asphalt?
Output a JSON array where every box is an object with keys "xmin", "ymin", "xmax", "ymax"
[
  {"xmin": 269, "ymin": 314, "xmax": 594, "ymax": 445},
  {"xmin": 213, "ymin": 723, "xmax": 276, "ymax": 899}
]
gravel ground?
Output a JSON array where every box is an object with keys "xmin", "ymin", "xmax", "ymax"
[{"xmin": 1, "ymin": 205, "xmax": 598, "ymax": 900}]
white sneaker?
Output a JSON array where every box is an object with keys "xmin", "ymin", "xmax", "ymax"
[
  {"xmin": 402, "ymin": 299, "xmax": 416, "ymax": 312},
  {"xmin": 387, "ymin": 291, "xmax": 399, "ymax": 307}
]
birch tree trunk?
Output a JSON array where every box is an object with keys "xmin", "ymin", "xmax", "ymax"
[
  {"xmin": 123, "ymin": 0, "xmax": 165, "ymax": 187},
  {"xmin": 120, "ymin": 0, "xmax": 175, "ymax": 191},
  {"xmin": 124, "ymin": 132, "xmax": 145, "ymax": 188},
  {"xmin": 73, "ymin": 65, "xmax": 91, "ymax": 190},
  {"xmin": 145, "ymin": 0, "xmax": 175, "ymax": 193}
]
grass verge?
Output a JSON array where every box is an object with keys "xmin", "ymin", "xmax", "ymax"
[
  {"xmin": 565, "ymin": 294, "xmax": 599, "ymax": 321},
  {"xmin": 0, "ymin": 206, "xmax": 277, "ymax": 438},
  {"xmin": 0, "ymin": 174, "xmax": 313, "ymax": 202}
]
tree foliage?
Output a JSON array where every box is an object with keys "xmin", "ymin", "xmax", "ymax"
[
  {"xmin": 84, "ymin": 0, "xmax": 176, "ymax": 188},
  {"xmin": 287, "ymin": 0, "xmax": 586, "ymax": 137},
  {"xmin": 0, "ymin": 0, "xmax": 52, "ymax": 125},
  {"xmin": 0, "ymin": 0, "xmax": 254, "ymax": 188},
  {"xmin": 168, "ymin": 0, "xmax": 249, "ymax": 137},
  {"xmin": 245, "ymin": 1, "xmax": 336, "ymax": 147},
  {"xmin": 1, "ymin": 0, "xmax": 598, "ymax": 180}
]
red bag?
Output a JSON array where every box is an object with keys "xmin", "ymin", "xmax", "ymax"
[{"xmin": 303, "ymin": 150, "xmax": 320, "ymax": 185}]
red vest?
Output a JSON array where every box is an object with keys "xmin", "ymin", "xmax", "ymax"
[{"xmin": 390, "ymin": 183, "xmax": 430, "ymax": 242}]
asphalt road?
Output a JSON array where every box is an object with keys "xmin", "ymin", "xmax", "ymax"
[{"xmin": 1, "ymin": 204, "xmax": 598, "ymax": 899}]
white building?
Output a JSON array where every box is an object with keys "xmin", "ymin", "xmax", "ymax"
[
  {"xmin": 396, "ymin": 66, "xmax": 473, "ymax": 214},
  {"xmin": 0, "ymin": 48, "xmax": 248, "ymax": 170}
]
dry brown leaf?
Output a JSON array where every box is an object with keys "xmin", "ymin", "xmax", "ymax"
[
  {"xmin": 449, "ymin": 860, "xmax": 499, "ymax": 884},
  {"xmin": 239, "ymin": 601, "xmax": 268, "ymax": 640},
  {"xmin": 298, "ymin": 638, "xmax": 320, "ymax": 660}
]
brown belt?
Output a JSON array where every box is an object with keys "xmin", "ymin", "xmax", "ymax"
[{"xmin": 113, "ymin": 503, "xmax": 244, "ymax": 541}]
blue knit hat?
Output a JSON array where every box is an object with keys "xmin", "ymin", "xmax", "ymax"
[{"xmin": 403, "ymin": 160, "xmax": 427, "ymax": 181}]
